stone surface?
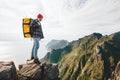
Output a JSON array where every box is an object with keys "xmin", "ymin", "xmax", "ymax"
[
  {"xmin": 0, "ymin": 60, "xmax": 60, "ymax": 80},
  {"xmin": 0, "ymin": 61, "xmax": 18, "ymax": 80},
  {"xmin": 18, "ymin": 60, "xmax": 60, "ymax": 80}
]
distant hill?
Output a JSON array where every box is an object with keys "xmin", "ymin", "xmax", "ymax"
[
  {"xmin": 46, "ymin": 39, "xmax": 69, "ymax": 50},
  {"xmin": 43, "ymin": 31, "xmax": 120, "ymax": 80}
]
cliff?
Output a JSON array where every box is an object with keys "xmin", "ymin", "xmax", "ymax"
[
  {"xmin": 0, "ymin": 61, "xmax": 18, "ymax": 80},
  {"xmin": 0, "ymin": 61, "xmax": 60, "ymax": 80}
]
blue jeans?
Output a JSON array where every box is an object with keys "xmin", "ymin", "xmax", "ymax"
[{"xmin": 31, "ymin": 38, "xmax": 39, "ymax": 58}]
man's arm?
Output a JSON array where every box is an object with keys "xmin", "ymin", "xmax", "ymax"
[{"xmin": 39, "ymin": 25, "xmax": 44, "ymax": 39}]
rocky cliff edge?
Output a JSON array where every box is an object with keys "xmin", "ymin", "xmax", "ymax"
[{"xmin": 0, "ymin": 60, "xmax": 60, "ymax": 80}]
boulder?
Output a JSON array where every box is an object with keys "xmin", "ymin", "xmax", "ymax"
[
  {"xmin": 0, "ymin": 61, "xmax": 18, "ymax": 80},
  {"xmin": 18, "ymin": 60, "xmax": 60, "ymax": 80}
]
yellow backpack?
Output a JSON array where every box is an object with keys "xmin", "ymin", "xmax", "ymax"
[{"xmin": 22, "ymin": 18, "xmax": 33, "ymax": 38}]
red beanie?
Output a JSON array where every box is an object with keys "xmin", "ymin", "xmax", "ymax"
[{"xmin": 37, "ymin": 13, "xmax": 43, "ymax": 19}]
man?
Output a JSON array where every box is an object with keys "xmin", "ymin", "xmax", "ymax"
[{"xmin": 30, "ymin": 13, "xmax": 44, "ymax": 63}]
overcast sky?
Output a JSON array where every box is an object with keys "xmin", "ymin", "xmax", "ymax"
[{"xmin": 0, "ymin": 0, "xmax": 120, "ymax": 67}]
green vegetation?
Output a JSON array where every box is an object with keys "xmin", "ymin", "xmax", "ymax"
[{"xmin": 44, "ymin": 32, "xmax": 120, "ymax": 80}]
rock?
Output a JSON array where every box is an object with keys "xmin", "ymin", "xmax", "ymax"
[
  {"xmin": 18, "ymin": 60, "xmax": 60, "ymax": 80},
  {"xmin": 0, "ymin": 60, "xmax": 60, "ymax": 80},
  {"xmin": 0, "ymin": 61, "xmax": 18, "ymax": 80},
  {"xmin": 44, "ymin": 63, "xmax": 59, "ymax": 80}
]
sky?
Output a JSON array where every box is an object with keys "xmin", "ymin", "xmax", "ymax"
[{"xmin": 0, "ymin": 0, "xmax": 120, "ymax": 67}]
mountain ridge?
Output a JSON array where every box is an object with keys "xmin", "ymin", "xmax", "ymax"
[
  {"xmin": 46, "ymin": 39, "xmax": 69, "ymax": 51},
  {"xmin": 43, "ymin": 31, "xmax": 120, "ymax": 80}
]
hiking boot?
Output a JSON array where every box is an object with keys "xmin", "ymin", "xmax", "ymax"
[
  {"xmin": 34, "ymin": 58, "xmax": 41, "ymax": 64},
  {"xmin": 31, "ymin": 56, "xmax": 34, "ymax": 60},
  {"xmin": 27, "ymin": 56, "xmax": 34, "ymax": 61}
]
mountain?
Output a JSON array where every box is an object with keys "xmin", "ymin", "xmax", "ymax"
[
  {"xmin": 46, "ymin": 39, "xmax": 69, "ymax": 50},
  {"xmin": 44, "ymin": 40, "xmax": 76, "ymax": 63},
  {"xmin": 43, "ymin": 31, "xmax": 120, "ymax": 80}
]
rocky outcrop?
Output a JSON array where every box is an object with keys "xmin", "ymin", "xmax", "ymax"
[
  {"xmin": 0, "ymin": 61, "xmax": 60, "ymax": 80},
  {"xmin": 18, "ymin": 60, "xmax": 60, "ymax": 80},
  {"xmin": 0, "ymin": 61, "xmax": 18, "ymax": 80}
]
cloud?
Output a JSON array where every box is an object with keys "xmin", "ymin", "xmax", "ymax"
[{"xmin": 40, "ymin": 0, "xmax": 119, "ymax": 40}]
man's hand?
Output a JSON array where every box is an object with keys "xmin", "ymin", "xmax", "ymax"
[{"xmin": 39, "ymin": 38, "xmax": 41, "ymax": 41}]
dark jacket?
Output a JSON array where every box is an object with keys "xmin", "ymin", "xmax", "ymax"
[{"xmin": 30, "ymin": 19, "xmax": 44, "ymax": 39}]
